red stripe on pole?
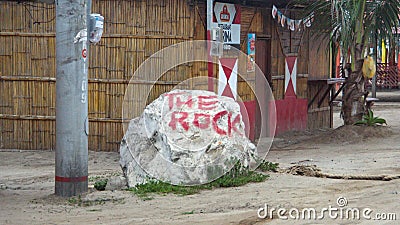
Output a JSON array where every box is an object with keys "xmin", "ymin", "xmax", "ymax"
[{"xmin": 55, "ymin": 176, "xmax": 88, "ymax": 182}]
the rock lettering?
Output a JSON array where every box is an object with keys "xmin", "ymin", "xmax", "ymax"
[{"xmin": 165, "ymin": 93, "xmax": 242, "ymax": 136}]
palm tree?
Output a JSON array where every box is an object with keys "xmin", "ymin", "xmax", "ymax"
[{"xmin": 292, "ymin": 0, "xmax": 400, "ymax": 124}]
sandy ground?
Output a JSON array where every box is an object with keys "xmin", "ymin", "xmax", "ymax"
[{"xmin": 1, "ymin": 91, "xmax": 400, "ymax": 224}]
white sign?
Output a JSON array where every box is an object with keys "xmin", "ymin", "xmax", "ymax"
[{"xmin": 211, "ymin": 2, "xmax": 241, "ymax": 45}]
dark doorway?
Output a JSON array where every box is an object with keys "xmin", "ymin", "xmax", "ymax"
[{"xmin": 255, "ymin": 36, "xmax": 272, "ymax": 139}]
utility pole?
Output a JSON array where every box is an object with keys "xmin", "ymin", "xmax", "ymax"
[{"xmin": 55, "ymin": 0, "xmax": 91, "ymax": 197}]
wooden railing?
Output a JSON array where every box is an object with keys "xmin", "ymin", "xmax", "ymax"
[{"xmin": 337, "ymin": 63, "xmax": 399, "ymax": 89}]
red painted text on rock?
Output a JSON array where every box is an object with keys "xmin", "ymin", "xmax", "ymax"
[{"xmin": 165, "ymin": 93, "xmax": 242, "ymax": 136}]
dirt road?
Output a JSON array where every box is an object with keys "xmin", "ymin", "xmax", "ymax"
[{"xmin": 1, "ymin": 99, "xmax": 399, "ymax": 224}]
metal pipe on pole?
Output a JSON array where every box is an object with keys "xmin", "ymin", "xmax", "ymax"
[
  {"xmin": 55, "ymin": 0, "xmax": 91, "ymax": 197},
  {"xmin": 207, "ymin": 0, "xmax": 214, "ymax": 91}
]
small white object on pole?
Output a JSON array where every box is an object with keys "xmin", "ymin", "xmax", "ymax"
[{"xmin": 88, "ymin": 14, "xmax": 104, "ymax": 44}]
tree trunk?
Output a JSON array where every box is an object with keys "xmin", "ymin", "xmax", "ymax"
[{"xmin": 342, "ymin": 59, "xmax": 366, "ymax": 125}]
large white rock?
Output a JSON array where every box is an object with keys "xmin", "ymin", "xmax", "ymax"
[{"xmin": 120, "ymin": 90, "xmax": 258, "ymax": 187}]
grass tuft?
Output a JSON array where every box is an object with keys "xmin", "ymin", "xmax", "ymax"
[
  {"xmin": 129, "ymin": 162, "xmax": 269, "ymax": 200},
  {"xmin": 94, "ymin": 179, "xmax": 108, "ymax": 191},
  {"xmin": 256, "ymin": 160, "xmax": 279, "ymax": 172}
]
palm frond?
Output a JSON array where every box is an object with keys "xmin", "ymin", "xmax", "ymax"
[{"xmin": 289, "ymin": 0, "xmax": 400, "ymax": 63}]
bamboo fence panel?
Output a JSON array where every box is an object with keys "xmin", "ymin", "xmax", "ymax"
[
  {"xmin": 191, "ymin": 3, "xmax": 208, "ymax": 91},
  {"xmin": 297, "ymin": 30, "xmax": 309, "ymax": 75},
  {"xmin": 271, "ymin": 77, "xmax": 284, "ymax": 100},
  {"xmin": 0, "ymin": 0, "xmax": 197, "ymax": 151},
  {"xmin": 296, "ymin": 77, "xmax": 308, "ymax": 99},
  {"xmin": 308, "ymin": 35, "xmax": 330, "ymax": 80}
]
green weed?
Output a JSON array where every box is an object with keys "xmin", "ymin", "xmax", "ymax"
[
  {"xmin": 182, "ymin": 210, "xmax": 195, "ymax": 215},
  {"xmin": 354, "ymin": 109, "xmax": 387, "ymax": 126},
  {"xmin": 129, "ymin": 162, "xmax": 269, "ymax": 200},
  {"xmin": 94, "ymin": 179, "xmax": 108, "ymax": 191},
  {"xmin": 256, "ymin": 161, "xmax": 279, "ymax": 172}
]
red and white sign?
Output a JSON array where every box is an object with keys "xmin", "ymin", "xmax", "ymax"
[
  {"xmin": 212, "ymin": 2, "xmax": 241, "ymax": 45},
  {"xmin": 218, "ymin": 58, "xmax": 238, "ymax": 100},
  {"xmin": 285, "ymin": 56, "xmax": 297, "ymax": 95},
  {"xmin": 82, "ymin": 49, "xmax": 87, "ymax": 59}
]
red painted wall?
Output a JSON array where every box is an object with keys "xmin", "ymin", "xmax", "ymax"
[{"xmin": 239, "ymin": 101, "xmax": 256, "ymax": 141}]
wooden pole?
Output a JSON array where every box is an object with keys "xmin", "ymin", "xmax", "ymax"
[
  {"xmin": 55, "ymin": 0, "xmax": 91, "ymax": 197},
  {"xmin": 372, "ymin": 31, "xmax": 377, "ymax": 98}
]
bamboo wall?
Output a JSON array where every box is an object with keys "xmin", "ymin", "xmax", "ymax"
[
  {"xmin": 0, "ymin": 1, "xmax": 331, "ymax": 151},
  {"xmin": 306, "ymin": 32, "xmax": 331, "ymax": 129},
  {"xmin": 0, "ymin": 0, "xmax": 195, "ymax": 151}
]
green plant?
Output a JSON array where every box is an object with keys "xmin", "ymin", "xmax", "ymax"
[
  {"xmin": 88, "ymin": 175, "xmax": 103, "ymax": 182},
  {"xmin": 182, "ymin": 210, "xmax": 195, "ymax": 215},
  {"xmin": 68, "ymin": 195, "xmax": 82, "ymax": 205},
  {"xmin": 129, "ymin": 162, "xmax": 269, "ymax": 200},
  {"xmin": 256, "ymin": 161, "xmax": 279, "ymax": 172},
  {"xmin": 68, "ymin": 197, "xmax": 78, "ymax": 204},
  {"xmin": 130, "ymin": 180, "xmax": 204, "ymax": 198},
  {"xmin": 208, "ymin": 162, "xmax": 268, "ymax": 188},
  {"xmin": 94, "ymin": 179, "xmax": 108, "ymax": 191},
  {"xmin": 354, "ymin": 109, "xmax": 386, "ymax": 126}
]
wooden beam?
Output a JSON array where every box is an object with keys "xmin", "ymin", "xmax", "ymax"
[
  {"xmin": 0, "ymin": 114, "xmax": 130, "ymax": 123},
  {"xmin": 0, "ymin": 32, "xmax": 192, "ymax": 40},
  {"xmin": 0, "ymin": 75, "xmax": 182, "ymax": 85}
]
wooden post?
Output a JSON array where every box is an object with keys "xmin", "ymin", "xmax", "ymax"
[
  {"xmin": 55, "ymin": 0, "xmax": 91, "ymax": 197},
  {"xmin": 372, "ymin": 32, "xmax": 377, "ymax": 98}
]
